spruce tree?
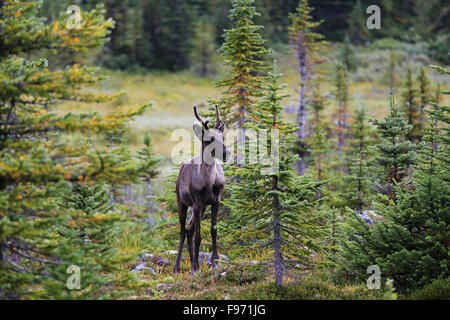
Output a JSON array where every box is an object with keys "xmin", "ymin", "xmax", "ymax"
[
  {"xmin": 308, "ymin": 84, "xmax": 331, "ymax": 199},
  {"xmin": 210, "ymin": 0, "xmax": 268, "ymax": 128},
  {"xmin": 104, "ymin": 126, "xmax": 126, "ymax": 206},
  {"xmin": 343, "ymin": 107, "xmax": 374, "ymax": 212},
  {"xmin": 339, "ymin": 33, "xmax": 357, "ymax": 73},
  {"xmin": 385, "ymin": 50, "xmax": 399, "ymax": 93},
  {"xmin": 136, "ymin": 133, "xmax": 161, "ymax": 224},
  {"xmin": 371, "ymin": 90, "xmax": 417, "ymax": 198},
  {"xmin": 0, "ymin": 1, "xmax": 149, "ymax": 299},
  {"xmin": 429, "ymin": 65, "xmax": 449, "ymax": 173},
  {"xmin": 333, "ymin": 63, "xmax": 350, "ymax": 153},
  {"xmin": 416, "ymin": 66, "xmax": 431, "ymax": 132},
  {"xmin": 402, "ymin": 67, "xmax": 421, "ymax": 141},
  {"xmin": 431, "ymin": 82, "xmax": 441, "ymax": 151},
  {"xmin": 101, "ymin": 0, "xmax": 137, "ymax": 69},
  {"xmin": 338, "ymin": 90, "xmax": 449, "ymax": 292},
  {"xmin": 62, "ymin": 182, "xmax": 113, "ymax": 215},
  {"xmin": 289, "ymin": 0, "xmax": 326, "ymax": 174},
  {"xmin": 347, "ymin": 0, "xmax": 369, "ymax": 45},
  {"xmin": 221, "ymin": 63, "xmax": 325, "ymax": 286},
  {"xmin": 190, "ymin": 16, "xmax": 217, "ymax": 77},
  {"xmin": 159, "ymin": 0, "xmax": 196, "ymax": 71},
  {"xmin": 91, "ymin": 112, "xmax": 155, "ymax": 209}
]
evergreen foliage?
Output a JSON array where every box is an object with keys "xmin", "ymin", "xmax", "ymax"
[
  {"xmin": 401, "ymin": 67, "xmax": 421, "ymax": 141},
  {"xmin": 338, "ymin": 75, "xmax": 449, "ymax": 292},
  {"xmin": 288, "ymin": 0, "xmax": 326, "ymax": 174},
  {"xmin": 36, "ymin": 0, "xmax": 450, "ymax": 70},
  {"xmin": 385, "ymin": 50, "xmax": 399, "ymax": 92},
  {"xmin": 338, "ymin": 110, "xmax": 448, "ymax": 292},
  {"xmin": 1, "ymin": 0, "xmax": 448, "ymax": 301},
  {"xmin": 409, "ymin": 277, "xmax": 450, "ymax": 300},
  {"xmin": 347, "ymin": 0, "xmax": 369, "ymax": 45},
  {"xmin": 339, "ymin": 33, "xmax": 357, "ymax": 73},
  {"xmin": 190, "ymin": 16, "xmax": 218, "ymax": 77},
  {"xmin": 417, "ymin": 67, "xmax": 431, "ymax": 132},
  {"xmin": 63, "ymin": 182, "xmax": 113, "ymax": 215},
  {"xmin": 288, "ymin": 0, "xmax": 325, "ymax": 54},
  {"xmin": 0, "ymin": 0, "xmax": 150, "ymax": 299},
  {"xmin": 333, "ymin": 63, "xmax": 350, "ymax": 152},
  {"xmin": 307, "ymin": 84, "xmax": 331, "ymax": 199},
  {"xmin": 428, "ymin": 65, "xmax": 449, "ymax": 179},
  {"xmin": 136, "ymin": 133, "xmax": 161, "ymax": 222},
  {"xmin": 343, "ymin": 107, "xmax": 374, "ymax": 211},
  {"xmin": 158, "ymin": 0, "xmax": 197, "ymax": 71},
  {"xmin": 220, "ymin": 63, "xmax": 326, "ymax": 285},
  {"xmin": 210, "ymin": 0, "xmax": 269, "ymax": 128},
  {"xmin": 371, "ymin": 91, "xmax": 417, "ymax": 187}
]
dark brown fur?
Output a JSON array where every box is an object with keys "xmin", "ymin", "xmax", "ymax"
[{"xmin": 173, "ymin": 105, "xmax": 227, "ymax": 274}]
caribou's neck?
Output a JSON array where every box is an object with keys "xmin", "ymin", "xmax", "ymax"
[{"xmin": 197, "ymin": 152, "xmax": 217, "ymax": 186}]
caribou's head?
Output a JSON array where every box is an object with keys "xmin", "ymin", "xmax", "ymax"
[{"xmin": 193, "ymin": 105, "xmax": 229, "ymax": 164}]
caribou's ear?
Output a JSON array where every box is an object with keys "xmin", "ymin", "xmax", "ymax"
[{"xmin": 193, "ymin": 124, "xmax": 203, "ymax": 140}]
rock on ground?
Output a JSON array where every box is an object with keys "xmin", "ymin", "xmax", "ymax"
[{"xmin": 130, "ymin": 262, "xmax": 156, "ymax": 274}]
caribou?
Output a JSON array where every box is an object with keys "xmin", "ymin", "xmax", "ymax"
[{"xmin": 173, "ymin": 105, "xmax": 228, "ymax": 274}]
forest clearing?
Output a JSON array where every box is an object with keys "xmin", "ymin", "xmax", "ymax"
[{"xmin": 0, "ymin": 0, "xmax": 449, "ymax": 302}]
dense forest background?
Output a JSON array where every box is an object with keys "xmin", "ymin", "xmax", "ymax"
[{"xmin": 39, "ymin": 0, "xmax": 450, "ymax": 71}]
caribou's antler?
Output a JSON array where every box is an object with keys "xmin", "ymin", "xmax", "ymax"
[
  {"xmin": 214, "ymin": 105, "xmax": 221, "ymax": 127},
  {"xmin": 213, "ymin": 104, "xmax": 225, "ymax": 130},
  {"xmin": 193, "ymin": 105, "xmax": 209, "ymax": 130}
]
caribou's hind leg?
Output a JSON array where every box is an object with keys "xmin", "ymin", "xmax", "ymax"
[
  {"xmin": 190, "ymin": 205, "xmax": 204, "ymax": 274},
  {"xmin": 186, "ymin": 209, "xmax": 195, "ymax": 272},
  {"xmin": 173, "ymin": 201, "xmax": 188, "ymax": 274},
  {"xmin": 187, "ymin": 207, "xmax": 206, "ymax": 274}
]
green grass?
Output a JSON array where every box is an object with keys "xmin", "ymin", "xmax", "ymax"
[{"xmin": 118, "ymin": 253, "xmax": 390, "ymax": 300}]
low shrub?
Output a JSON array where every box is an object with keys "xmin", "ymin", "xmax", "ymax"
[
  {"xmin": 428, "ymin": 35, "xmax": 450, "ymax": 64},
  {"xmin": 409, "ymin": 277, "xmax": 450, "ymax": 300}
]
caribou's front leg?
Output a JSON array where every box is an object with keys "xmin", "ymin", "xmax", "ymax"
[
  {"xmin": 191, "ymin": 205, "xmax": 202, "ymax": 274},
  {"xmin": 210, "ymin": 201, "xmax": 220, "ymax": 269}
]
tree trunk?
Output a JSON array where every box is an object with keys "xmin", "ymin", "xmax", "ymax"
[
  {"xmin": 433, "ymin": 89, "xmax": 440, "ymax": 151},
  {"xmin": 237, "ymin": 86, "xmax": 246, "ymax": 166},
  {"xmin": 433, "ymin": 116, "xmax": 438, "ymax": 151},
  {"xmin": 0, "ymin": 239, "xmax": 5, "ymax": 264},
  {"xmin": 317, "ymin": 155, "xmax": 322, "ymax": 199},
  {"xmin": 297, "ymin": 31, "xmax": 307, "ymax": 175},
  {"xmin": 110, "ymin": 142, "xmax": 115, "ymax": 208},
  {"xmin": 273, "ymin": 217, "xmax": 282, "ymax": 286},
  {"xmin": 127, "ymin": 185, "xmax": 133, "ymax": 202},
  {"xmin": 146, "ymin": 179, "xmax": 154, "ymax": 224},
  {"xmin": 337, "ymin": 101, "xmax": 344, "ymax": 153},
  {"xmin": 343, "ymin": 100, "xmax": 348, "ymax": 141},
  {"xmin": 357, "ymin": 142, "xmax": 363, "ymax": 212},
  {"xmin": 200, "ymin": 47, "xmax": 208, "ymax": 77},
  {"xmin": 272, "ymin": 176, "xmax": 283, "ymax": 286},
  {"xmin": 419, "ymin": 104, "xmax": 425, "ymax": 132}
]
